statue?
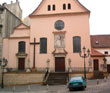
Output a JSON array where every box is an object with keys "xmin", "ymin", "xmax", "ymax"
[
  {"xmin": 26, "ymin": 59, "xmax": 31, "ymax": 72},
  {"xmin": 54, "ymin": 34, "xmax": 65, "ymax": 48}
]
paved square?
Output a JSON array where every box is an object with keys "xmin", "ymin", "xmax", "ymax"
[{"xmin": 0, "ymin": 78, "xmax": 110, "ymax": 93}]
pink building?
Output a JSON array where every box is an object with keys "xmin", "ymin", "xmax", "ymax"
[{"xmin": 4, "ymin": 0, "xmax": 109, "ymax": 83}]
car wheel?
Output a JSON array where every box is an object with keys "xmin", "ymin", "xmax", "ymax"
[
  {"xmin": 82, "ymin": 87, "xmax": 85, "ymax": 90},
  {"xmin": 69, "ymin": 88, "xmax": 73, "ymax": 91}
]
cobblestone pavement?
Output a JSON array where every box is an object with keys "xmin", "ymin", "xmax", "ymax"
[{"xmin": 0, "ymin": 78, "xmax": 110, "ymax": 93}]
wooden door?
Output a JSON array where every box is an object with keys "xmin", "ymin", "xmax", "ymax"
[
  {"xmin": 107, "ymin": 65, "xmax": 110, "ymax": 73},
  {"xmin": 93, "ymin": 59, "xmax": 99, "ymax": 71},
  {"xmin": 55, "ymin": 57, "xmax": 65, "ymax": 72},
  {"xmin": 18, "ymin": 58, "xmax": 25, "ymax": 70}
]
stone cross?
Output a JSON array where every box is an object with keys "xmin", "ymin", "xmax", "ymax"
[{"xmin": 30, "ymin": 38, "xmax": 40, "ymax": 68}]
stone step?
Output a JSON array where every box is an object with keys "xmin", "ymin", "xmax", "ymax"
[
  {"xmin": 47, "ymin": 79, "xmax": 67, "ymax": 85},
  {"xmin": 93, "ymin": 71, "xmax": 104, "ymax": 79},
  {"xmin": 45, "ymin": 72, "xmax": 69, "ymax": 85}
]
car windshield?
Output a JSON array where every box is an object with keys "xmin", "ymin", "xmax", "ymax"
[{"xmin": 70, "ymin": 77, "xmax": 82, "ymax": 81}]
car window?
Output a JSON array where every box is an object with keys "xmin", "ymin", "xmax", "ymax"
[{"xmin": 70, "ymin": 77, "xmax": 82, "ymax": 81}]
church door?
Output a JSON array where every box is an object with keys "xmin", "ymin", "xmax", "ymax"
[
  {"xmin": 93, "ymin": 59, "xmax": 99, "ymax": 71},
  {"xmin": 107, "ymin": 65, "xmax": 110, "ymax": 73},
  {"xmin": 55, "ymin": 57, "xmax": 65, "ymax": 72},
  {"xmin": 18, "ymin": 58, "xmax": 25, "ymax": 70}
]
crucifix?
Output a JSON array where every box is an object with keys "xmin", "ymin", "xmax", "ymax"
[{"xmin": 30, "ymin": 38, "xmax": 40, "ymax": 69}]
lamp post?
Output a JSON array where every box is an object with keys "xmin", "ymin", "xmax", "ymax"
[
  {"xmin": 79, "ymin": 46, "xmax": 90, "ymax": 80},
  {"xmin": 103, "ymin": 57, "xmax": 107, "ymax": 73},
  {"xmin": 0, "ymin": 58, "xmax": 8, "ymax": 88}
]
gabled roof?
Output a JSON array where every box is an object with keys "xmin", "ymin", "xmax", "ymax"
[
  {"xmin": 14, "ymin": 23, "xmax": 30, "ymax": 30},
  {"xmin": 29, "ymin": 0, "xmax": 90, "ymax": 17},
  {"xmin": 91, "ymin": 48, "xmax": 106, "ymax": 57},
  {"xmin": 29, "ymin": 0, "xmax": 45, "ymax": 16},
  {"xmin": 91, "ymin": 35, "xmax": 110, "ymax": 48}
]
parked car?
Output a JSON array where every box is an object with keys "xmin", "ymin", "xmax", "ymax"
[{"xmin": 67, "ymin": 76, "xmax": 86, "ymax": 91}]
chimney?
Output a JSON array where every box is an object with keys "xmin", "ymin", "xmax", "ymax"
[
  {"xmin": 2, "ymin": 3, "xmax": 7, "ymax": 6},
  {"xmin": 11, "ymin": 1, "xmax": 13, "ymax": 4},
  {"xmin": 16, "ymin": 0, "xmax": 18, "ymax": 3}
]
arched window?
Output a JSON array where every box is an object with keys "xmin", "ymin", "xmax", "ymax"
[
  {"xmin": 53, "ymin": 5, "xmax": 55, "ymax": 11},
  {"xmin": 40, "ymin": 38, "xmax": 47, "ymax": 53},
  {"xmin": 73, "ymin": 36, "xmax": 81, "ymax": 53},
  {"xmin": 18, "ymin": 41, "xmax": 26, "ymax": 53},
  {"xmin": 63, "ymin": 4, "xmax": 66, "ymax": 10},
  {"xmin": 68, "ymin": 3, "xmax": 71, "ymax": 9},
  {"xmin": 48, "ymin": 5, "xmax": 51, "ymax": 11}
]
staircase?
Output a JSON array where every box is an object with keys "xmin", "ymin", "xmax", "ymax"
[
  {"xmin": 45, "ymin": 72, "xmax": 69, "ymax": 85},
  {"xmin": 93, "ymin": 71, "xmax": 104, "ymax": 79}
]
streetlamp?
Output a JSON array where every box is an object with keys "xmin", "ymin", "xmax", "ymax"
[
  {"xmin": 0, "ymin": 58, "xmax": 8, "ymax": 88},
  {"xmin": 79, "ymin": 46, "xmax": 90, "ymax": 80},
  {"xmin": 103, "ymin": 57, "xmax": 107, "ymax": 73}
]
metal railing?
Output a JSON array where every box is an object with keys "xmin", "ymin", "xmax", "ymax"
[
  {"xmin": 5, "ymin": 67, "xmax": 94, "ymax": 73},
  {"xmin": 6, "ymin": 67, "xmax": 47, "ymax": 72},
  {"xmin": 70, "ymin": 67, "xmax": 90, "ymax": 72},
  {"xmin": 43, "ymin": 68, "xmax": 49, "ymax": 81}
]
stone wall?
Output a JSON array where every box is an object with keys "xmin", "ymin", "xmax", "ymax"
[
  {"xmin": 3, "ymin": 0, "xmax": 22, "ymax": 19},
  {"xmin": 4, "ymin": 73, "xmax": 45, "ymax": 86},
  {"xmin": 69, "ymin": 72, "xmax": 94, "ymax": 79}
]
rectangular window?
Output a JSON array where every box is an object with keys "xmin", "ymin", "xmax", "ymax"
[
  {"xmin": 68, "ymin": 4, "xmax": 71, "ymax": 9},
  {"xmin": 0, "ymin": 25, "xmax": 2, "ymax": 34},
  {"xmin": 48, "ymin": 5, "xmax": 51, "ymax": 11},
  {"xmin": 63, "ymin": 4, "xmax": 66, "ymax": 10},
  {"xmin": 18, "ymin": 41, "xmax": 26, "ymax": 53},
  {"xmin": 73, "ymin": 36, "xmax": 81, "ymax": 53},
  {"xmin": 40, "ymin": 38, "xmax": 47, "ymax": 53},
  {"xmin": 53, "ymin": 5, "xmax": 55, "ymax": 11},
  {"xmin": 105, "ymin": 51, "xmax": 108, "ymax": 54}
]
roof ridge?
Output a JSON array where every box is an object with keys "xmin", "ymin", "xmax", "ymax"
[{"xmin": 91, "ymin": 34, "xmax": 110, "ymax": 36}]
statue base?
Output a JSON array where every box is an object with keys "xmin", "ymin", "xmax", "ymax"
[
  {"xmin": 4, "ymin": 68, "xmax": 8, "ymax": 72},
  {"xmin": 31, "ymin": 68, "xmax": 36, "ymax": 72},
  {"xmin": 26, "ymin": 68, "xmax": 31, "ymax": 72}
]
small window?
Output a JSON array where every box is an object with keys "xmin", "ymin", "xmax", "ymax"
[
  {"xmin": 96, "ymin": 41, "xmax": 99, "ymax": 45},
  {"xmin": 53, "ymin": 5, "xmax": 55, "ymax": 11},
  {"xmin": 68, "ymin": 3, "xmax": 71, "ymax": 9},
  {"xmin": 63, "ymin": 4, "xmax": 66, "ymax": 10},
  {"xmin": 0, "ymin": 25, "xmax": 2, "ymax": 34},
  {"xmin": 105, "ymin": 51, "xmax": 108, "ymax": 54},
  {"xmin": 48, "ymin": 5, "xmax": 51, "ymax": 11}
]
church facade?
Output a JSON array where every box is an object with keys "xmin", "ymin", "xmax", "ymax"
[{"xmin": 3, "ymin": 0, "xmax": 92, "ymax": 73}]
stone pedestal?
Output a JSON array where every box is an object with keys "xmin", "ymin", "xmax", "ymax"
[
  {"xmin": 26, "ymin": 68, "xmax": 31, "ymax": 72},
  {"xmin": 89, "ymin": 67, "xmax": 93, "ymax": 72},
  {"xmin": 31, "ymin": 68, "xmax": 36, "ymax": 72},
  {"xmin": 68, "ymin": 67, "xmax": 72, "ymax": 72},
  {"xmin": 4, "ymin": 68, "xmax": 8, "ymax": 72}
]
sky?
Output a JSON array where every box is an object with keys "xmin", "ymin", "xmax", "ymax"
[{"xmin": 0, "ymin": 0, "xmax": 110, "ymax": 35}]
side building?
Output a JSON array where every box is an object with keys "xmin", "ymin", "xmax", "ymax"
[
  {"xmin": 0, "ymin": 1, "xmax": 22, "ymax": 59},
  {"xmin": 91, "ymin": 35, "xmax": 110, "ymax": 74}
]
